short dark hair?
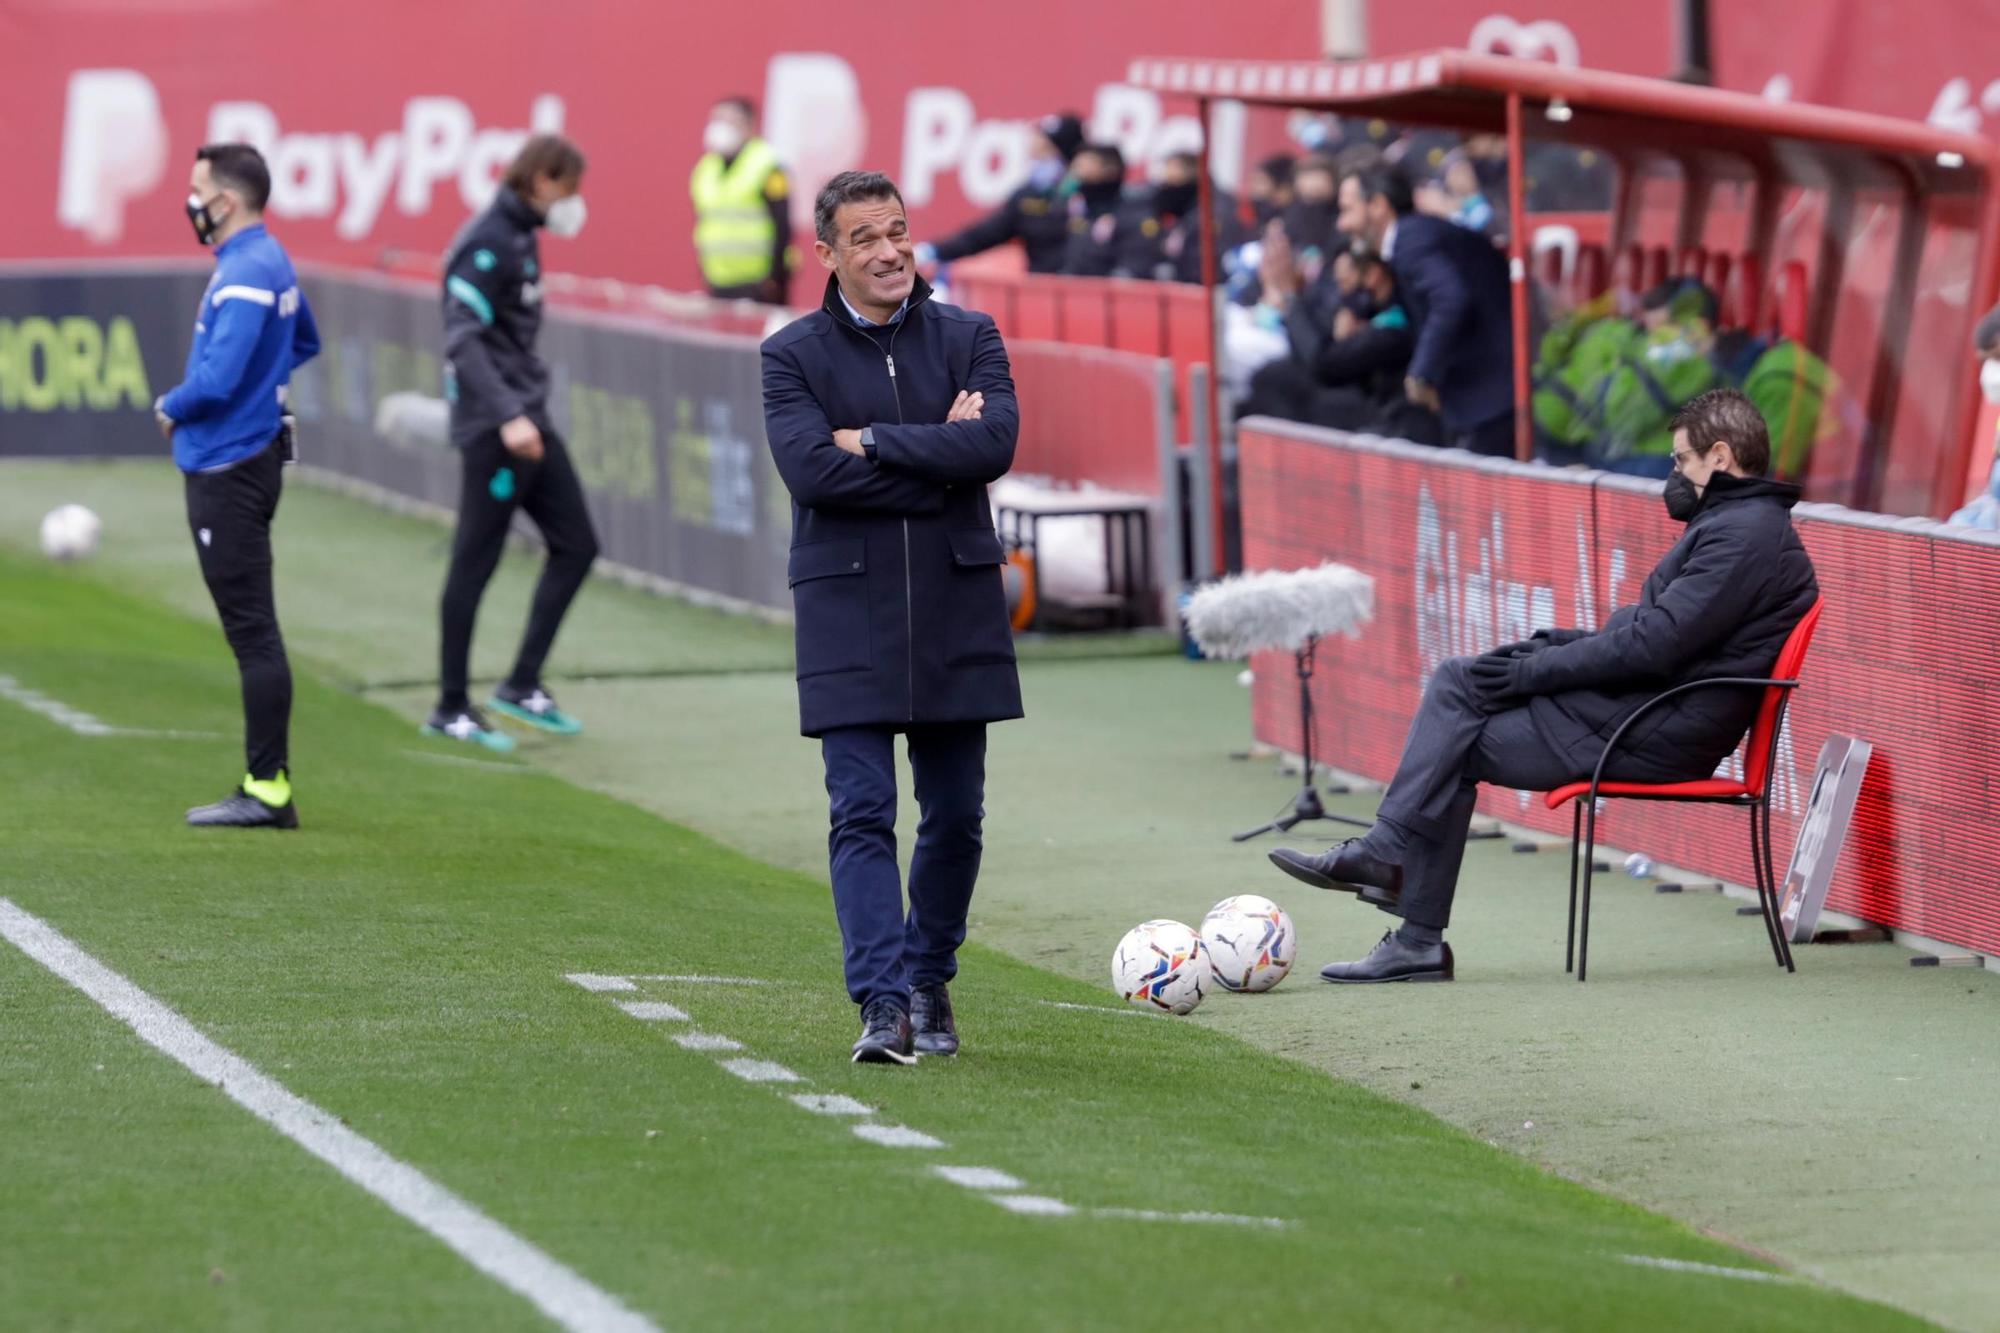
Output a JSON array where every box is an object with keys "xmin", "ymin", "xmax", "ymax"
[
  {"xmin": 503, "ymin": 134, "xmax": 587, "ymax": 197},
  {"xmin": 1254, "ymin": 153, "xmax": 1296, "ymax": 186},
  {"xmin": 1163, "ymin": 150, "xmax": 1201, "ymax": 173},
  {"xmin": 194, "ymin": 143, "xmax": 271, "ymax": 212},
  {"xmin": 1346, "ymin": 163, "xmax": 1414, "ymax": 216},
  {"xmin": 715, "ymin": 95, "xmax": 756, "ymax": 120},
  {"xmin": 1079, "ymin": 142, "xmax": 1126, "ymax": 177},
  {"xmin": 1975, "ymin": 300, "xmax": 2000, "ymax": 355},
  {"xmin": 814, "ymin": 171, "xmax": 905, "ymax": 246},
  {"xmin": 1671, "ymin": 387, "xmax": 1772, "ymax": 476},
  {"xmin": 1293, "ymin": 153, "xmax": 1338, "ymax": 184}
]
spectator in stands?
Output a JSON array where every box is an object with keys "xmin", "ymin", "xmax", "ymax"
[
  {"xmin": 1949, "ymin": 302, "xmax": 2000, "ymax": 529},
  {"xmin": 1535, "ymin": 278, "xmax": 1719, "ymax": 477},
  {"xmin": 1238, "ymin": 250, "xmax": 1441, "ymax": 443},
  {"xmin": 1270, "ymin": 388, "xmax": 1819, "ymax": 982},
  {"xmin": 1057, "ymin": 143, "xmax": 1139, "ymax": 276},
  {"xmin": 1281, "ymin": 155, "xmax": 1342, "ymax": 279},
  {"xmin": 919, "ymin": 112, "xmax": 1085, "ymax": 277},
  {"xmin": 1246, "ymin": 153, "xmax": 1296, "ymax": 231},
  {"xmin": 1119, "ymin": 150, "xmax": 1245, "ymax": 284},
  {"xmin": 1338, "ymin": 164, "xmax": 1516, "ymax": 456}
]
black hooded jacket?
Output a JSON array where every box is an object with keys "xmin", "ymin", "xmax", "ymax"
[{"xmin": 1516, "ymin": 472, "xmax": 1820, "ymax": 773}]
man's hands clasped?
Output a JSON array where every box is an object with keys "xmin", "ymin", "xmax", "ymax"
[{"xmin": 834, "ymin": 390, "xmax": 982, "ymax": 457}]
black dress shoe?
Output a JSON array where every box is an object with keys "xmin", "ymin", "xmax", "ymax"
[
  {"xmin": 186, "ymin": 789, "xmax": 299, "ymax": 829},
  {"xmin": 851, "ymin": 998, "xmax": 916, "ymax": 1065},
  {"xmin": 1268, "ymin": 839, "xmax": 1402, "ymax": 908},
  {"xmin": 1320, "ymin": 931, "xmax": 1454, "ymax": 984},
  {"xmin": 911, "ymin": 983, "xmax": 958, "ymax": 1057}
]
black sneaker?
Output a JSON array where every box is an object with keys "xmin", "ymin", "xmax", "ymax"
[
  {"xmin": 186, "ymin": 788, "xmax": 299, "ymax": 829},
  {"xmin": 421, "ymin": 704, "xmax": 516, "ymax": 753},
  {"xmin": 911, "ymin": 983, "xmax": 959, "ymax": 1057},
  {"xmin": 851, "ymin": 998, "xmax": 916, "ymax": 1065}
]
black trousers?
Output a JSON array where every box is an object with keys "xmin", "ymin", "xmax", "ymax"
[
  {"xmin": 1452, "ymin": 411, "xmax": 1518, "ymax": 459},
  {"xmin": 438, "ymin": 429, "xmax": 600, "ymax": 709},
  {"xmin": 1371, "ymin": 657, "xmax": 1684, "ymax": 930},
  {"xmin": 184, "ymin": 440, "xmax": 291, "ymax": 781}
]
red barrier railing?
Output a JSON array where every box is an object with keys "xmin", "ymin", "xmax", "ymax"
[
  {"xmin": 946, "ymin": 270, "xmax": 1211, "ymax": 379},
  {"xmin": 1006, "ymin": 339, "xmax": 1173, "ymax": 497},
  {"xmin": 1238, "ymin": 418, "xmax": 2000, "ymax": 960}
]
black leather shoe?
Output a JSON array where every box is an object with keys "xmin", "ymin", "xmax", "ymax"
[
  {"xmin": 851, "ymin": 998, "xmax": 916, "ymax": 1065},
  {"xmin": 186, "ymin": 789, "xmax": 299, "ymax": 829},
  {"xmin": 1268, "ymin": 839, "xmax": 1402, "ymax": 908},
  {"xmin": 911, "ymin": 983, "xmax": 958, "ymax": 1057},
  {"xmin": 1320, "ymin": 931, "xmax": 1453, "ymax": 984}
]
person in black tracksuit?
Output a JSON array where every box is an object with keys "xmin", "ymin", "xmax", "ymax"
[
  {"xmin": 1058, "ymin": 143, "xmax": 1142, "ymax": 277},
  {"xmin": 426, "ymin": 134, "xmax": 600, "ymax": 751},
  {"xmin": 920, "ymin": 112, "xmax": 1084, "ymax": 276},
  {"xmin": 1269, "ymin": 388, "xmax": 1819, "ymax": 983}
]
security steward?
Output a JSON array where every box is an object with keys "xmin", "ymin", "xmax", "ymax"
[
  {"xmin": 155, "ymin": 143, "xmax": 319, "ymax": 829},
  {"xmin": 691, "ymin": 95, "xmax": 795, "ymax": 305},
  {"xmin": 917, "ymin": 111, "xmax": 1084, "ymax": 276},
  {"xmin": 761, "ymin": 170, "xmax": 1022, "ymax": 1064},
  {"xmin": 427, "ymin": 134, "xmax": 599, "ymax": 752},
  {"xmin": 1058, "ymin": 143, "xmax": 1143, "ymax": 276}
]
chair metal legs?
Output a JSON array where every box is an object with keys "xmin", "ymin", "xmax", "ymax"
[
  {"xmin": 1565, "ymin": 803, "xmax": 1582, "ymax": 974},
  {"xmin": 1748, "ymin": 803, "xmax": 1796, "ymax": 972},
  {"xmin": 1578, "ymin": 800, "xmax": 1599, "ymax": 982}
]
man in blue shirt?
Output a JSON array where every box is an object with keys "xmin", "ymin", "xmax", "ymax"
[{"xmin": 155, "ymin": 143, "xmax": 319, "ymax": 828}]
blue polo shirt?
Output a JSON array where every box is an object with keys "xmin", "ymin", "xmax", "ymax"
[{"xmin": 160, "ymin": 223, "xmax": 321, "ymax": 473}]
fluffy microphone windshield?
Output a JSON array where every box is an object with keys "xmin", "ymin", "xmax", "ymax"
[{"xmin": 1182, "ymin": 563, "xmax": 1375, "ymax": 660}]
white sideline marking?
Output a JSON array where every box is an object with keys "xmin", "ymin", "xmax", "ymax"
[
  {"xmin": 1620, "ymin": 1255, "xmax": 1793, "ymax": 1283},
  {"xmin": 791, "ymin": 1094, "xmax": 873, "ymax": 1117},
  {"xmin": 932, "ymin": 1166, "xmax": 1023, "ymax": 1191},
  {"xmin": 615, "ymin": 1001, "xmax": 690, "ymax": 1022},
  {"xmin": 632, "ymin": 974, "xmax": 773, "ymax": 986},
  {"xmin": 0, "ymin": 674, "xmax": 220, "ymax": 740},
  {"xmin": 719, "ymin": 1059, "xmax": 801, "ymax": 1084},
  {"xmin": 1094, "ymin": 1208, "xmax": 1289, "ymax": 1230},
  {"xmin": 0, "ymin": 901, "xmax": 659, "ymax": 1333},
  {"xmin": 1038, "ymin": 1001, "xmax": 1155, "ymax": 1018},
  {"xmin": 852, "ymin": 1124, "xmax": 943, "ymax": 1149},
  {"xmin": 673, "ymin": 1031, "xmax": 743, "ymax": 1052},
  {"xmin": 991, "ymin": 1194, "xmax": 1075, "ymax": 1216},
  {"xmin": 565, "ymin": 973, "xmax": 639, "ymax": 993}
]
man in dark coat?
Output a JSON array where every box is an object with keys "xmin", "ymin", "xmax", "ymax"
[
  {"xmin": 1269, "ymin": 389, "xmax": 1818, "ymax": 981},
  {"xmin": 919, "ymin": 112, "xmax": 1083, "ymax": 276},
  {"xmin": 762, "ymin": 170, "xmax": 1023, "ymax": 1063},
  {"xmin": 1338, "ymin": 164, "xmax": 1517, "ymax": 457}
]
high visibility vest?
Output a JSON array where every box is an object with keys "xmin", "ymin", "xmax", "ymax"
[{"xmin": 691, "ymin": 139, "xmax": 781, "ymax": 289}]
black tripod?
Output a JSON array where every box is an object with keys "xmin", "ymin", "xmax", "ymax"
[{"xmin": 1233, "ymin": 635, "xmax": 1374, "ymax": 842}]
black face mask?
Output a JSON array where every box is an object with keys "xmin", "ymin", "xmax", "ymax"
[
  {"xmin": 185, "ymin": 192, "xmax": 226, "ymax": 246},
  {"xmin": 1078, "ymin": 179, "xmax": 1122, "ymax": 210},
  {"xmin": 1152, "ymin": 181, "xmax": 1198, "ymax": 218},
  {"xmin": 1251, "ymin": 198, "xmax": 1280, "ymax": 228},
  {"xmin": 1663, "ymin": 470, "xmax": 1701, "ymax": 522},
  {"xmin": 1284, "ymin": 201, "xmax": 1340, "ymax": 254}
]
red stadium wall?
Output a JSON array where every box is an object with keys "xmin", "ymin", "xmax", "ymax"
[{"xmin": 1240, "ymin": 420, "xmax": 2000, "ymax": 959}]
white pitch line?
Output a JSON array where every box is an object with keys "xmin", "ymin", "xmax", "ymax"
[
  {"xmin": 718, "ymin": 1059, "xmax": 802, "ymax": 1084},
  {"xmin": 851, "ymin": 1124, "xmax": 943, "ymax": 1149},
  {"xmin": 1619, "ymin": 1255, "xmax": 1793, "ymax": 1283},
  {"xmin": 791, "ymin": 1094, "xmax": 873, "ymax": 1117},
  {"xmin": 0, "ymin": 674, "xmax": 222, "ymax": 740},
  {"xmin": 1, "ymin": 900, "xmax": 658, "ymax": 1333},
  {"xmin": 932, "ymin": 1166, "xmax": 1023, "ymax": 1191},
  {"xmin": 1037, "ymin": 1001, "xmax": 1157, "ymax": 1018},
  {"xmin": 990, "ymin": 1194, "xmax": 1076, "ymax": 1216},
  {"xmin": 1094, "ymin": 1207, "xmax": 1289, "ymax": 1230},
  {"xmin": 565, "ymin": 973, "xmax": 639, "ymax": 993},
  {"xmin": 630, "ymin": 974, "xmax": 773, "ymax": 986},
  {"xmin": 615, "ymin": 1001, "xmax": 689, "ymax": 1022},
  {"xmin": 672, "ymin": 1032, "xmax": 743, "ymax": 1053}
]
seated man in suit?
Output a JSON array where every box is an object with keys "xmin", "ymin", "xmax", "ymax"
[
  {"xmin": 1337, "ymin": 164, "xmax": 1516, "ymax": 457},
  {"xmin": 1269, "ymin": 389, "xmax": 1818, "ymax": 981}
]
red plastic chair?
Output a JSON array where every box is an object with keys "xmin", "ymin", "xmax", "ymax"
[{"xmin": 1542, "ymin": 597, "xmax": 1824, "ymax": 981}]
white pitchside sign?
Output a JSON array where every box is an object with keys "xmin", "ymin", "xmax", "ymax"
[{"xmin": 1778, "ymin": 735, "xmax": 1874, "ymax": 944}]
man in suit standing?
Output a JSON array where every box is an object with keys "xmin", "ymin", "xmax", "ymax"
[
  {"xmin": 1337, "ymin": 164, "xmax": 1517, "ymax": 457},
  {"xmin": 761, "ymin": 171, "xmax": 1023, "ymax": 1064}
]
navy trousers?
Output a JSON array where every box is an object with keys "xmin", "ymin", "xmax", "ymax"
[{"xmin": 820, "ymin": 723, "xmax": 987, "ymax": 1010}]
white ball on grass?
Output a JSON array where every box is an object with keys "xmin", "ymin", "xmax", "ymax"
[
  {"xmin": 1201, "ymin": 894, "xmax": 1296, "ymax": 993},
  {"xmin": 1112, "ymin": 919, "xmax": 1210, "ymax": 1015},
  {"xmin": 39, "ymin": 504, "xmax": 102, "ymax": 561}
]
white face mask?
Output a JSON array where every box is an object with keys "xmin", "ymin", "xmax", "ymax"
[
  {"xmin": 1981, "ymin": 357, "xmax": 2000, "ymax": 407},
  {"xmin": 704, "ymin": 120, "xmax": 746, "ymax": 156},
  {"xmin": 544, "ymin": 193, "xmax": 587, "ymax": 239}
]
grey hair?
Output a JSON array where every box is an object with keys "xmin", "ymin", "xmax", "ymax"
[{"xmin": 814, "ymin": 171, "xmax": 904, "ymax": 247}]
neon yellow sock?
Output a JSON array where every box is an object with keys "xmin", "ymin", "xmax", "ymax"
[{"xmin": 242, "ymin": 770, "xmax": 292, "ymax": 808}]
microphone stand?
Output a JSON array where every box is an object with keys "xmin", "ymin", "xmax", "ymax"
[{"xmin": 1233, "ymin": 634, "xmax": 1373, "ymax": 842}]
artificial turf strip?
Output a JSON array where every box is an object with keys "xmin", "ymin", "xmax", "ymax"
[{"xmin": 0, "ymin": 553, "xmax": 1930, "ymax": 1332}]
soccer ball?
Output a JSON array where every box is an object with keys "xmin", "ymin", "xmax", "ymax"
[
  {"xmin": 39, "ymin": 504, "xmax": 101, "ymax": 561},
  {"xmin": 1112, "ymin": 919, "xmax": 1209, "ymax": 1015},
  {"xmin": 1201, "ymin": 894, "xmax": 1296, "ymax": 993}
]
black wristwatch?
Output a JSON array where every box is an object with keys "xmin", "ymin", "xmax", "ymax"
[{"xmin": 859, "ymin": 426, "xmax": 878, "ymax": 462}]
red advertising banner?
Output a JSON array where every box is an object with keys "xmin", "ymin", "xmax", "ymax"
[{"xmin": 1241, "ymin": 420, "xmax": 2000, "ymax": 958}]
